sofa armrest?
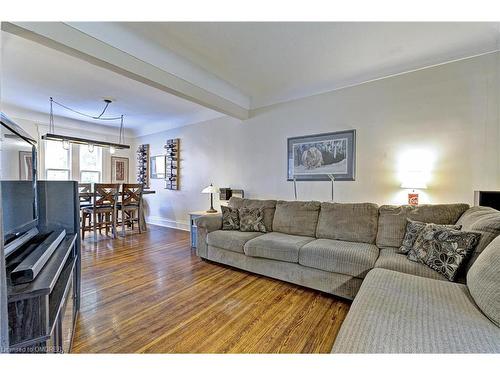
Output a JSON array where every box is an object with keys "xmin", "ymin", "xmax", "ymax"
[
  {"xmin": 195, "ymin": 214, "xmax": 222, "ymax": 258},
  {"xmin": 195, "ymin": 214, "xmax": 223, "ymax": 232}
]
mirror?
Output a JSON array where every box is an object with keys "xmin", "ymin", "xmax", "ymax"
[{"xmin": 150, "ymin": 155, "xmax": 166, "ymax": 179}]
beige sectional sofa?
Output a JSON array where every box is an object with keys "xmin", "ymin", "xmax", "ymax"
[{"xmin": 195, "ymin": 197, "xmax": 500, "ymax": 353}]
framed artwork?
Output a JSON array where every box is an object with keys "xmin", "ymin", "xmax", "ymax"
[
  {"xmin": 150, "ymin": 155, "xmax": 166, "ymax": 179},
  {"xmin": 111, "ymin": 156, "xmax": 129, "ymax": 184},
  {"xmin": 19, "ymin": 151, "xmax": 33, "ymax": 180},
  {"xmin": 287, "ymin": 129, "xmax": 356, "ymax": 181}
]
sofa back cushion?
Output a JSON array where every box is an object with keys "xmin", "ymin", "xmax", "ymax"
[
  {"xmin": 272, "ymin": 200, "xmax": 321, "ymax": 237},
  {"xmin": 376, "ymin": 203, "xmax": 469, "ymax": 248},
  {"xmin": 316, "ymin": 202, "xmax": 379, "ymax": 243},
  {"xmin": 228, "ymin": 197, "xmax": 276, "ymax": 232},
  {"xmin": 456, "ymin": 206, "xmax": 500, "ymax": 272},
  {"xmin": 467, "ymin": 235, "xmax": 500, "ymax": 328}
]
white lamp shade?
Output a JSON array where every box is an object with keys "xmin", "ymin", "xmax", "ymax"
[
  {"xmin": 202, "ymin": 184, "xmax": 218, "ymax": 194},
  {"xmin": 400, "ymin": 171, "xmax": 428, "ymax": 189}
]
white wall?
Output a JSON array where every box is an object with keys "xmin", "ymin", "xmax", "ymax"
[
  {"xmin": 137, "ymin": 52, "xmax": 500, "ymax": 230},
  {"xmin": 0, "ymin": 136, "xmax": 32, "ymax": 180}
]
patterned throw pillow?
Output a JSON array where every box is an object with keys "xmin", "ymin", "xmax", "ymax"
[
  {"xmin": 400, "ymin": 220, "xmax": 462, "ymax": 255},
  {"xmin": 221, "ymin": 206, "xmax": 240, "ymax": 230},
  {"xmin": 399, "ymin": 220, "xmax": 427, "ymax": 254},
  {"xmin": 239, "ymin": 208, "xmax": 267, "ymax": 233},
  {"xmin": 410, "ymin": 225, "xmax": 481, "ymax": 281}
]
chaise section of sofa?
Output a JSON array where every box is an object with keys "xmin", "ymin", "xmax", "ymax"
[
  {"xmin": 332, "ymin": 234, "xmax": 500, "ymax": 353},
  {"xmin": 331, "ymin": 268, "xmax": 500, "ymax": 353}
]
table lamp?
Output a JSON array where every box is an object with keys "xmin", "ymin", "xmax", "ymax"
[
  {"xmin": 202, "ymin": 184, "xmax": 219, "ymax": 213},
  {"xmin": 401, "ymin": 171, "xmax": 427, "ymax": 206}
]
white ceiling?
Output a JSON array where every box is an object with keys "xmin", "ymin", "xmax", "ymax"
[
  {"xmin": 0, "ymin": 31, "xmax": 224, "ymax": 136},
  {"xmin": 121, "ymin": 22, "xmax": 500, "ymax": 108},
  {"xmin": 1, "ymin": 22, "xmax": 499, "ymax": 136}
]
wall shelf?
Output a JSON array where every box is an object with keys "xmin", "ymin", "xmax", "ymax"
[
  {"xmin": 165, "ymin": 138, "xmax": 179, "ymax": 190},
  {"xmin": 137, "ymin": 144, "xmax": 150, "ymax": 189}
]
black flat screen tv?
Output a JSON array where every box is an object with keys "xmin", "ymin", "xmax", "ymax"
[{"xmin": 0, "ymin": 112, "xmax": 38, "ymax": 256}]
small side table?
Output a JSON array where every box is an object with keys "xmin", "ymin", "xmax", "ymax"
[{"xmin": 189, "ymin": 211, "xmax": 219, "ymax": 248}]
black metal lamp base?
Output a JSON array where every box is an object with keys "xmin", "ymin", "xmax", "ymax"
[{"xmin": 206, "ymin": 193, "xmax": 217, "ymax": 213}]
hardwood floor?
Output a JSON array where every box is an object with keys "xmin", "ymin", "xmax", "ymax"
[{"xmin": 71, "ymin": 225, "xmax": 351, "ymax": 353}]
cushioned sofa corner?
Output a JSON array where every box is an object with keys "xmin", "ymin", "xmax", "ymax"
[
  {"xmin": 331, "ymin": 235, "xmax": 500, "ymax": 353},
  {"xmin": 372, "ymin": 203, "xmax": 471, "ymax": 281},
  {"xmin": 332, "ymin": 205, "xmax": 500, "ymax": 353}
]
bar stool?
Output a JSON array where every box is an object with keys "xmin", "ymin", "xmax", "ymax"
[
  {"xmin": 81, "ymin": 183, "xmax": 119, "ymax": 241},
  {"xmin": 118, "ymin": 183, "xmax": 144, "ymax": 236},
  {"xmin": 78, "ymin": 183, "xmax": 92, "ymax": 205}
]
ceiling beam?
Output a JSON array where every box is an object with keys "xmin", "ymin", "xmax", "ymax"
[{"xmin": 2, "ymin": 22, "xmax": 250, "ymax": 120}]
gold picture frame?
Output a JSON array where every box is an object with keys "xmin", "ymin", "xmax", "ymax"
[{"xmin": 111, "ymin": 156, "xmax": 129, "ymax": 184}]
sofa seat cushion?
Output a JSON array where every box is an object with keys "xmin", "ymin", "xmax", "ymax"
[
  {"xmin": 206, "ymin": 230, "xmax": 264, "ymax": 254},
  {"xmin": 332, "ymin": 268, "xmax": 500, "ymax": 353},
  {"xmin": 299, "ymin": 239, "xmax": 379, "ymax": 278},
  {"xmin": 243, "ymin": 232, "xmax": 314, "ymax": 263},
  {"xmin": 374, "ymin": 247, "xmax": 447, "ymax": 281}
]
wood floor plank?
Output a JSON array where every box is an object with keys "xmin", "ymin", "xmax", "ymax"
[{"xmin": 72, "ymin": 225, "xmax": 351, "ymax": 353}]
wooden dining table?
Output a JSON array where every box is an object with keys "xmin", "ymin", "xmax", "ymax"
[{"xmin": 79, "ymin": 190, "xmax": 156, "ymax": 233}]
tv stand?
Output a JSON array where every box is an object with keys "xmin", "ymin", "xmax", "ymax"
[{"xmin": 7, "ymin": 232, "xmax": 79, "ymax": 353}]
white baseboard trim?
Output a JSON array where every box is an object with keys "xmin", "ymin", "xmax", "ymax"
[{"xmin": 146, "ymin": 216, "xmax": 190, "ymax": 232}]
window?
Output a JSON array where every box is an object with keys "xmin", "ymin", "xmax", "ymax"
[
  {"xmin": 45, "ymin": 140, "xmax": 71, "ymax": 180},
  {"xmin": 80, "ymin": 145, "xmax": 102, "ymax": 183}
]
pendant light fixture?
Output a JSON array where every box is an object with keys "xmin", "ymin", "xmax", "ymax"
[{"xmin": 42, "ymin": 97, "xmax": 130, "ymax": 151}]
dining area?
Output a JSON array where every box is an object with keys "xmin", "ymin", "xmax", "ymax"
[{"xmin": 78, "ymin": 183, "xmax": 155, "ymax": 241}]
